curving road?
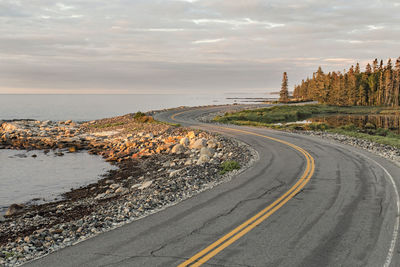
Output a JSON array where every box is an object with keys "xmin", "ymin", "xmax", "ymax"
[{"xmin": 27, "ymin": 105, "xmax": 400, "ymax": 267}]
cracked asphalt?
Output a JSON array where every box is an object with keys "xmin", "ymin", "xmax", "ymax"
[{"xmin": 25, "ymin": 105, "xmax": 400, "ymax": 267}]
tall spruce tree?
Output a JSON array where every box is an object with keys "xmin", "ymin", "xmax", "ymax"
[
  {"xmin": 280, "ymin": 72, "xmax": 289, "ymax": 102},
  {"xmin": 365, "ymin": 63, "xmax": 372, "ymax": 74},
  {"xmin": 372, "ymin": 59, "xmax": 379, "ymax": 72},
  {"xmin": 394, "ymin": 57, "xmax": 400, "ymax": 106}
]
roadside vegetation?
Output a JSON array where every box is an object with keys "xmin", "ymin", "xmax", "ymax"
[
  {"xmin": 220, "ymin": 160, "xmax": 240, "ymax": 175},
  {"xmin": 215, "ymin": 104, "xmax": 398, "ymax": 124},
  {"xmin": 214, "ymin": 104, "xmax": 400, "ymax": 148}
]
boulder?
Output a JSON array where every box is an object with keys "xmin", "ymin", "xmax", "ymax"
[
  {"xmin": 109, "ymin": 183, "xmax": 120, "ymax": 190},
  {"xmin": 95, "ymin": 193, "xmax": 107, "ymax": 200},
  {"xmin": 139, "ymin": 180, "xmax": 153, "ymax": 190},
  {"xmin": 115, "ymin": 187, "xmax": 128, "ymax": 195},
  {"xmin": 131, "ymin": 184, "xmax": 141, "ymax": 190},
  {"xmin": 187, "ymin": 131, "xmax": 196, "ymax": 139},
  {"xmin": 169, "ymin": 169, "xmax": 182, "ymax": 177},
  {"xmin": 190, "ymin": 138, "xmax": 207, "ymax": 149},
  {"xmin": 5, "ymin": 204, "xmax": 24, "ymax": 217},
  {"xmin": 2, "ymin": 122, "xmax": 17, "ymax": 132},
  {"xmin": 41, "ymin": 120, "xmax": 50, "ymax": 126},
  {"xmin": 200, "ymin": 147, "xmax": 214, "ymax": 157},
  {"xmin": 197, "ymin": 154, "xmax": 210, "ymax": 165},
  {"xmin": 171, "ymin": 144, "xmax": 185, "ymax": 154},
  {"xmin": 180, "ymin": 137, "xmax": 189, "ymax": 146},
  {"xmin": 207, "ymin": 139, "xmax": 218, "ymax": 149}
]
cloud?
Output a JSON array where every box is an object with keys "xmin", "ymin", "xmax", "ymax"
[
  {"xmin": 56, "ymin": 3, "xmax": 75, "ymax": 11},
  {"xmin": 190, "ymin": 18, "xmax": 284, "ymax": 29},
  {"xmin": 367, "ymin": 25, "xmax": 384, "ymax": 30},
  {"xmin": 0, "ymin": 0, "xmax": 399, "ymax": 94},
  {"xmin": 192, "ymin": 38, "xmax": 225, "ymax": 44}
]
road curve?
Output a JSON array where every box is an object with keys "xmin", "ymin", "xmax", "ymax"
[{"xmin": 26, "ymin": 105, "xmax": 400, "ymax": 267}]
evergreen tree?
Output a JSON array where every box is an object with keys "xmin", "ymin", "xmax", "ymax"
[
  {"xmin": 384, "ymin": 59, "xmax": 393, "ymax": 105},
  {"xmin": 394, "ymin": 57, "xmax": 400, "ymax": 106},
  {"xmin": 372, "ymin": 59, "xmax": 379, "ymax": 72},
  {"xmin": 280, "ymin": 72, "xmax": 289, "ymax": 102},
  {"xmin": 365, "ymin": 63, "xmax": 372, "ymax": 74}
]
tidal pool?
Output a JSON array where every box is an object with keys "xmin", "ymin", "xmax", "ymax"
[{"xmin": 0, "ymin": 149, "xmax": 116, "ymax": 215}]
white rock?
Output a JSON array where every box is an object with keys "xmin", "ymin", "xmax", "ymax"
[
  {"xmin": 139, "ymin": 180, "xmax": 153, "ymax": 190},
  {"xmin": 207, "ymin": 139, "xmax": 217, "ymax": 149},
  {"xmin": 105, "ymin": 189, "xmax": 114, "ymax": 194},
  {"xmin": 197, "ymin": 154, "xmax": 210, "ymax": 164},
  {"xmin": 171, "ymin": 144, "xmax": 185, "ymax": 154},
  {"xmin": 180, "ymin": 137, "xmax": 189, "ymax": 146},
  {"xmin": 115, "ymin": 187, "xmax": 128, "ymax": 194},
  {"xmin": 191, "ymin": 138, "xmax": 207, "ymax": 149},
  {"xmin": 169, "ymin": 169, "xmax": 182, "ymax": 177},
  {"xmin": 109, "ymin": 183, "xmax": 120, "ymax": 190},
  {"xmin": 131, "ymin": 184, "xmax": 141, "ymax": 190},
  {"xmin": 95, "ymin": 193, "xmax": 107, "ymax": 200},
  {"xmin": 200, "ymin": 147, "xmax": 214, "ymax": 157}
]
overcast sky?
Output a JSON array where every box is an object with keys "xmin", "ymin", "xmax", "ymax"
[{"xmin": 0, "ymin": 0, "xmax": 399, "ymax": 94}]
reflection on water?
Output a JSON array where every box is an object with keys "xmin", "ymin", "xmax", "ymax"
[
  {"xmin": 309, "ymin": 114, "xmax": 400, "ymax": 134},
  {"xmin": 0, "ymin": 149, "xmax": 116, "ymax": 214}
]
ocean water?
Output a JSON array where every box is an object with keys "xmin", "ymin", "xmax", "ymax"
[
  {"xmin": 0, "ymin": 149, "xmax": 115, "ymax": 215},
  {"xmin": 0, "ymin": 94, "xmax": 273, "ymax": 121}
]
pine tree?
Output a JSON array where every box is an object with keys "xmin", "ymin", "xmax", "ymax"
[
  {"xmin": 384, "ymin": 59, "xmax": 393, "ymax": 105},
  {"xmin": 394, "ymin": 57, "xmax": 400, "ymax": 106},
  {"xmin": 378, "ymin": 71, "xmax": 384, "ymax": 105},
  {"xmin": 373, "ymin": 59, "xmax": 379, "ymax": 72},
  {"xmin": 355, "ymin": 63, "xmax": 360, "ymax": 74},
  {"xmin": 280, "ymin": 72, "xmax": 289, "ymax": 103},
  {"xmin": 365, "ymin": 63, "xmax": 372, "ymax": 74},
  {"xmin": 347, "ymin": 66, "xmax": 358, "ymax": 105}
]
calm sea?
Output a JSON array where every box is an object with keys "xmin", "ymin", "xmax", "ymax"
[{"xmin": 0, "ymin": 94, "xmax": 273, "ymax": 121}]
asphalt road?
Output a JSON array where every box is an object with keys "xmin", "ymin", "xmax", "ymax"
[{"xmin": 26, "ymin": 105, "xmax": 400, "ymax": 267}]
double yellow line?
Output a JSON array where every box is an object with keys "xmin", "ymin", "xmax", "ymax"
[{"xmin": 170, "ymin": 111, "xmax": 315, "ymax": 266}]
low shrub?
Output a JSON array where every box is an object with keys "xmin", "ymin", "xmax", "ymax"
[
  {"xmin": 133, "ymin": 111, "xmax": 146, "ymax": 119},
  {"xmin": 340, "ymin": 123, "xmax": 357, "ymax": 131},
  {"xmin": 364, "ymin": 122, "xmax": 376, "ymax": 129},
  {"xmin": 220, "ymin": 160, "xmax": 240, "ymax": 175}
]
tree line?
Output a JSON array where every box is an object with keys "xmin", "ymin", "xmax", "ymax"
[{"xmin": 292, "ymin": 57, "xmax": 400, "ymax": 106}]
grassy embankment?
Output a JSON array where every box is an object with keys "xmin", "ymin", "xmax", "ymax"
[{"xmin": 214, "ymin": 104, "xmax": 400, "ymax": 148}]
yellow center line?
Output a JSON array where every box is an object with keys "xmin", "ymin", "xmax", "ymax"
[{"xmin": 170, "ymin": 110, "xmax": 315, "ymax": 267}]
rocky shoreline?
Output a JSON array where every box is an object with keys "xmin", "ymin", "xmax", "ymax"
[{"xmin": 0, "ymin": 113, "xmax": 256, "ymax": 266}]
